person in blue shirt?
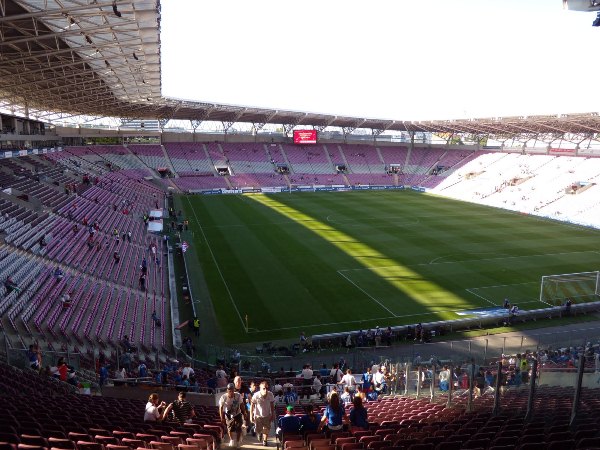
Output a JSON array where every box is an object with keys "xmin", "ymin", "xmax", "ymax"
[
  {"xmin": 362, "ymin": 367, "xmax": 373, "ymax": 392},
  {"xmin": 318, "ymin": 392, "xmax": 347, "ymax": 434},
  {"xmin": 277, "ymin": 405, "xmax": 301, "ymax": 440},
  {"xmin": 349, "ymin": 396, "xmax": 369, "ymax": 431},
  {"xmin": 319, "ymin": 364, "xmax": 329, "ymax": 377},
  {"xmin": 299, "ymin": 404, "xmax": 321, "ymax": 434},
  {"xmin": 284, "ymin": 387, "xmax": 298, "ymax": 406}
]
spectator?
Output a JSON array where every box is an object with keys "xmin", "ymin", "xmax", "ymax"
[
  {"xmin": 284, "ymin": 386, "xmax": 298, "ymax": 406},
  {"xmin": 276, "ymin": 405, "xmax": 301, "ymax": 440},
  {"xmin": 138, "ymin": 362, "xmax": 148, "ymax": 378},
  {"xmin": 318, "ymin": 391, "xmax": 347, "ymax": 433},
  {"xmin": 355, "ymin": 385, "xmax": 366, "ymax": 401},
  {"xmin": 60, "ymin": 292, "xmax": 71, "ymax": 308},
  {"xmin": 220, "ymin": 383, "xmax": 244, "ymax": 447},
  {"xmin": 216, "ymin": 365, "xmax": 228, "ymax": 388},
  {"xmin": 54, "ymin": 267, "xmax": 64, "ymax": 281},
  {"xmin": 349, "ymin": 395, "xmax": 369, "ymax": 431},
  {"xmin": 250, "ymin": 380, "xmax": 276, "ymax": 446},
  {"xmin": 299, "ymin": 404, "xmax": 321, "ymax": 433},
  {"xmin": 144, "ymin": 393, "xmax": 167, "ymax": 422},
  {"xmin": 373, "ymin": 366, "xmax": 387, "ymax": 394},
  {"xmin": 301, "ymin": 363, "xmax": 313, "ymax": 386},
  {"xmin": 340, "ymin": 386, "xmax": 352, "ymax": 405},
  {"xmin": 439, "ymin": 365, "xmax": 450, "ymax": 392},
  {"xmin": 4, "ymin": 276, "xmax": 20, "ymax": 294},
  {"xmin": 564, "ymin": 298, "xmax": 572, "ymax": 315},
  {"xmin": 164, "ymin": 391, "xmax": 196, "ymax": 424},
  {"xmin": 26, "ymin": 344, "xmax": 41, "ymax": 371},
  {"xmin": 340, "ymin": 369, "xmax": 357, "ymax": 393},
  {"xmin": 313, "ymin": 374, "xmax": 325, "ymax": 400},
  {"xmin": 362, "ymin": 367, "xmax": 373, "ymax": 392},
  {"xmin": 330, "ymin": 363, "xmax": 343, "ymax": 384}
]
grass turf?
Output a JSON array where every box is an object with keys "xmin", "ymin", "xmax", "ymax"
[{"xmin": 179, "ymin": 190, "xmax": 600, "ymax": 344}]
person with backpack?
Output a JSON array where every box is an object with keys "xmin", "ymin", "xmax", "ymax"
[{"xmin": 330, "ymin": 363, "xmax": 343, "ymax": 384}]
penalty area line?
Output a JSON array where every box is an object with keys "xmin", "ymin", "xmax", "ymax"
[{"xmin": 337, "ymin": 270, "xmax": 398, "ymax": 317}]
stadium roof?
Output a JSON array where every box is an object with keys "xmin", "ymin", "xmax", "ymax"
[{"xmin": 1, "ymin": 0, "xmax": 600, "ymax": 142}]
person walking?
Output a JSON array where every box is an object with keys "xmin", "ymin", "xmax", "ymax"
[
  {"xmin": 220, "ymin": 383, "xmax": 244, "ymax": 448},
  {"xmin": 250, "ymin": 380, "xmax": 275, "ymax": 446}
]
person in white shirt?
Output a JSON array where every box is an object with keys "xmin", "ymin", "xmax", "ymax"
[
  {"xmin": 340, "ymin": 386, "xmax": 352, "ymax": 405},
  {"xmin": 330, "ymin": 364, "xmax": 343, "ymax": 383},
  {"xmin": 340, "ymin": 369, "xmax": 357, "ymax": 392},
  {"xmin": 182, "ymin": 363, "xmax": 194, "ymax": 379},
  {"xmin": 219, "ymin": 383, "xmax": 244, "ymax": 448},
  {"xmin": 250, "ymin": 380, "xmax": 276, "ymax": 447},
  {"xmin": 313, "ymin": 375, "xmax": 324, "ymax": 399},
  {"xmin": 438, "ymin": 366, "xmax": 450, "ymax": 391},
  {"xmin": 216, "ymin": 365, "xmax": 228, "ymax": 388},
  {"xmin": 373, "ymin": 367, "xmax": 386, "ymax": 394},
  {"xmin": 301, "ymin": 364, "xmax": 313, "ymax": 385},
  {"xmin": 144, "ymin": 393, "xmax": 167, "ymax": 422}
]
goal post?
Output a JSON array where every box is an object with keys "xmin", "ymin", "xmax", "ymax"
[{"xmin": 539, "ymin": 271, "xmax": 600, "ymax": 306}]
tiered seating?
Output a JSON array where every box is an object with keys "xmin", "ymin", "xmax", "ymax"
[
  {"xmin": 345, "ymin": 173, "xmax": 394, "ymax": 186},
  {"xmin": 222, "ymin": 143, "xmax": 273, "ymax": 173},
  {"xmin": 229, "ymin": 173, "xmax": 287, "ymax": 189},
  {"xmin": 0, "ymin": 360, "xmax": 224, "ymax": 448},
  {"xmin": 288, "ymin": 173, "xmax": 346, "ymax": 186},
  {"xmin": 129, "ymin": 145, "xmax": 170, "ymax": 171},
  {"xmin": 378, "ymin": 145, "xmax": 409, "ymax": 167},
  {"xmin": 338, "ymin": 144, "xmax": 384, "ymax": 174},
  {"xmin": 205, "ymin": 142, "xmax": 226, "ymax": 165},
  {"xmin": 0, "ymin": 153, "xmax": 167, "ymax": 351},
  {"xmin": 172, "ymin": 176, "xmax": 229, "ymax": 192},
  {"xmin": 9, "ymin": 177, "xmax": 66, "ymax": 207},
  {"xmin": 281, "ymin": 144, "xmax": 333, "ymax": 174},
  {"xmin": 163, "ymin": 142, "xmax": 215, "ymax": 175}
]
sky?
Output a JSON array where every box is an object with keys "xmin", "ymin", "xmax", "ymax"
[{"xmin": 160, "ymin": 0, "xmax": 600, "ymax": 122}]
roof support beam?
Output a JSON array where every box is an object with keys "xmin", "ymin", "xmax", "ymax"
[
  {"xmin": 283, "ymin": 123, "xmax": 296, "ymax": 137},
  {"xmin": 222, "ymin": 121, "xmax": 235, "ymax": 133},
  {"xmin": 0, "ymin": 0, "xmax": 133, "ymax": 23},
  {"xmin": 190, "ymin": 120, "xmax": 202, "ymax": 131}
]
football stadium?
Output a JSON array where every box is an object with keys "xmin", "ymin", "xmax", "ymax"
[{"xmin": 2, "ymin": 1, "xmax": 600, "ymax": 449}]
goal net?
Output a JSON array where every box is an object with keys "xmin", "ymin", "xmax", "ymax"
[{"xmin": 540, "ymin": 271, "xmax": 600, "ymax": 306}]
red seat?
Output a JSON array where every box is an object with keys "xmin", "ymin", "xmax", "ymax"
[
  {"xmin": 367, "ymin": 442, "xmax": 391, "ymax": 450},
  {"xmin": 120, "ymin": 439, "xmax": 145, "ymax": 449},
  {"xmin": 47, "ymin": 440, "xmax": 75, "ymax": 450},
  {"xmin": 340, "ymin": 444, "xmax": 363, "ymax": 450},
  {"xmin": 76, "ymin": 443, "xmax": 103, "ymax": 450},
  {"xmin": 335, "ymin": 438, "xmax": 356, "ymax": 448},
  {"xmin": 185, "ymin": 439, "xmax": 208, "ymax": 450}
]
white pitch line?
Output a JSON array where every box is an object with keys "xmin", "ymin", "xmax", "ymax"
[
  {"xmin": 247, "ymin": 306, "xmax": 483, "ymax": 333},
  {"xmin": 414, "ymin": 250, "xmax": 600, "ymax": 267},
  {"xmin": 186, "ymin": 197, "xmax": 248, "ymax": 332},
  {"xmin": 465, "ymin": 288, "xmax": 499, "ymax": 307},
  {"xmin": 337, "ymin": 270, "xmax": 398, "ymax": 317},
  {"xmin": 470, "ymin": 281, "xmax": 538, "ymax": 290}
]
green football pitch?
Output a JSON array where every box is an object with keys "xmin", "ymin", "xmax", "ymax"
[{"xmin": 180, "ymin": 190, "xmax": 600, "ymax": 344}]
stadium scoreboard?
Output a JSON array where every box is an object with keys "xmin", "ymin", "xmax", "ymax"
[{"xmin": 293, "ymin": 129, "xmax": 317, "ymax": 144}]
